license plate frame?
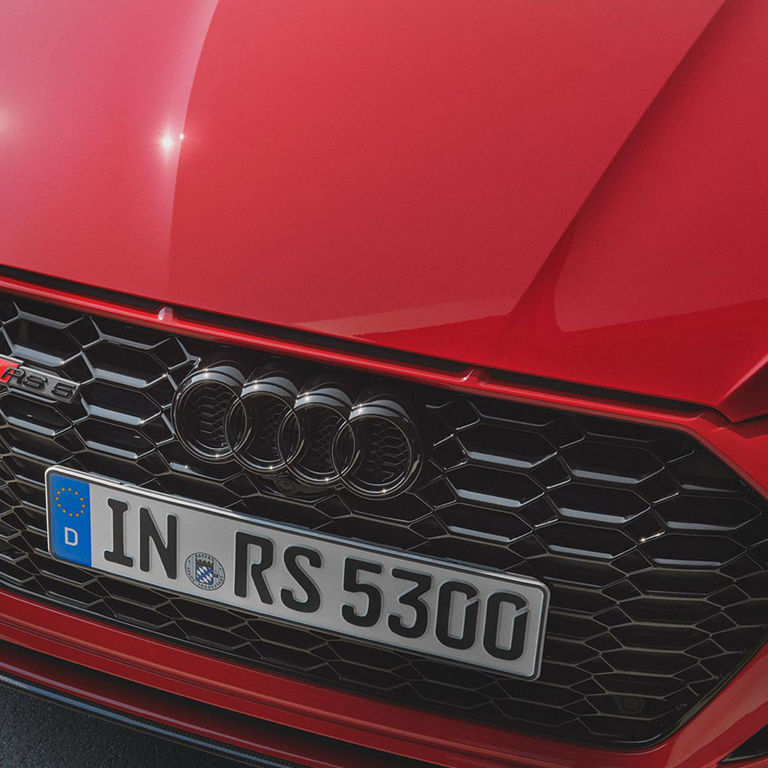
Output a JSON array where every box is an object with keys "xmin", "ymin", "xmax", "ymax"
[{"xmin": 45, "ymin": 466, "xmax": 549, "ymax": 678}]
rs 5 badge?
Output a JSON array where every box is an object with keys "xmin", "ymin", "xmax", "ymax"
[{"xmin": 0, "ymin": 355, "xmax": 79, "ymax": 403}]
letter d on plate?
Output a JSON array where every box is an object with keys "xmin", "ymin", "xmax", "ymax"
[{"xmin": 48, "ymin": 472, "xmax": 92, "ymax": 566}]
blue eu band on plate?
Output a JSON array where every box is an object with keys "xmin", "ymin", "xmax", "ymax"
[{"xmin": 48, "ymin": 473, "xmax": 92, "ymax": 567}]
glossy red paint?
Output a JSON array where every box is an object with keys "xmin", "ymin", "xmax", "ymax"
[
  {"xmin": 7, "ymin": 0, "xmax": 768, "ymax": 421},
  {"xmin": 2, "ymin": 276, "xmax": 768, "ymax": 767}
]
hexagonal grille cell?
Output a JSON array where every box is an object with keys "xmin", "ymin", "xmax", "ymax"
[{"xmin": 0, "ymin": 293, "xmax": 767, "ymax": 748}]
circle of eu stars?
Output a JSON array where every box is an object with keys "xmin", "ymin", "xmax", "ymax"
[{"xmin": 55, "ymin": 487, "xmax": 87, "ymax": 518}]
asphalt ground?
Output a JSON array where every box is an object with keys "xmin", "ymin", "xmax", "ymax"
[{"xmin": 0, "ymin": 686, "xmax": 244, "ymax": 768}]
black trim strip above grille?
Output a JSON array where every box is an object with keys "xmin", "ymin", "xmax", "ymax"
[
  {"xmin": 0, "ymin": 266, "xmax": 163, "ymax": 312},
  {"xmin": 0, "ymin": 265, "xmax": 468, "ymax": 374},
  {"xmin": 491, "ymin": 369, "xmax": 704, "ymax": 414}
]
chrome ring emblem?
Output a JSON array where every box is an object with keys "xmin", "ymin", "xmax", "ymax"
[
  {"xmin": 225, "ymin": 367, "xmax": 300, "ymax": 474},
  {"xmin": 277, "ymin": 378, "xmax": 356, "ymax": 487},
  {"xmin": 173, "ymin": 365, "xmax": 422, "ymax": 498},
  {"xmin": 331, "ymin": 393, "xmax": 422, "ymax": 498}
]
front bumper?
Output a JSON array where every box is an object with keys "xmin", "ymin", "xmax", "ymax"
[
  {"xmin": 2, "ymin": 270, "xmax": 768, "ymax": 767},
  {"xmin": 0, "ymin": 605, "xmax": 426, "ymax": 768},
  {"xmin": 2, "ymin": 581, "xmax": 768, "ymax": 768}
]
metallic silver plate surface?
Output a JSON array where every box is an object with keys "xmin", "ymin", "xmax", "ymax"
[{"xmin": 45, "ymin": 466, "xmax": 549, "ymax": 678}]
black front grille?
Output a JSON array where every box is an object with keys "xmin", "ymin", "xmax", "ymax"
[{"xmin": 0, "ymin": 293, "xmax": 767, "ymax": 747}]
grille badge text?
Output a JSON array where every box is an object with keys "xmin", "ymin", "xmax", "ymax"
[{"xmin": 0, "ymin": 354, "xmax": 79, "ymax": 403}]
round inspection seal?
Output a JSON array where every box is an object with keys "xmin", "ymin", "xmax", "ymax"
[{"xmin": 184, "ymin": 552, "xmax": 226, "ymax": 591}]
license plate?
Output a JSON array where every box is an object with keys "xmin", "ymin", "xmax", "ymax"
[{"xmin": 45, "ymin": 466, "xmax": 549, "ymax": 678}]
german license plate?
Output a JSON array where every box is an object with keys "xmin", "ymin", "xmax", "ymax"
[{"xmin": 45, "ymin": 466, "xmax": 549, "ymax": 678}]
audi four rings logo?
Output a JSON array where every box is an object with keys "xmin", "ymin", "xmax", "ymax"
[{"xmin": 171, "ymin": 364, "xmax": 422, "ymax": 499}]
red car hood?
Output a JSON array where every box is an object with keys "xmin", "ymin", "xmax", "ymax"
[{"xmin": 4, "ymin": 0, "xmax": 768, "ymax": 420}]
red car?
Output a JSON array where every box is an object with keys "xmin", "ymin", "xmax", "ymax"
[{"xmin": 2, "ymin": 1, "xmax": 768, "ymax": 766}]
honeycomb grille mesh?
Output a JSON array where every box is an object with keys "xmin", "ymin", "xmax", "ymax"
[
  {"xmin": 245, "ymin": 396, "xmax": 286, "ymax": 463},
  {"xmin": 355, "ymin": 420, "xmax": 410, "ymax": 485},
  {"xmin": 182, "ymin": 382, "xmax": 234, "ymax": 452},
  {"xmin": 298, "ymin": 408, "xmax": 342, "ymax": 475},
  {"xmin": 0, "ymin": 294, "xmax": 767, "ymax": 747}
]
